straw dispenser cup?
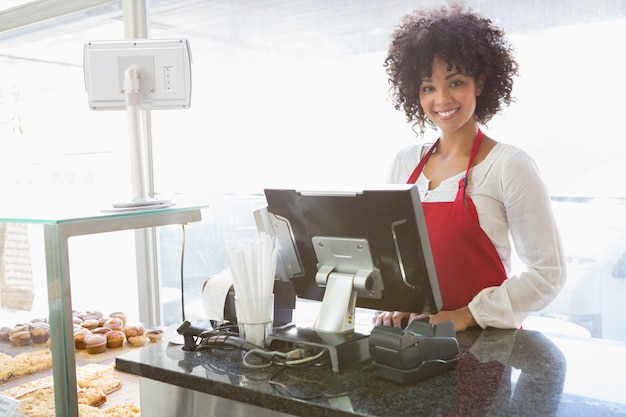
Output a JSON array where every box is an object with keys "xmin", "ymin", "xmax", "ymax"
[{"xmin": 226, "ymin": 234, "xmax": 280, "ymax": 346}]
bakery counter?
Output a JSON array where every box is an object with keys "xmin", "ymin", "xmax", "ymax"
[{"xmin": 116, "ymin": 326, "xmax": 626, "ymax": 417}]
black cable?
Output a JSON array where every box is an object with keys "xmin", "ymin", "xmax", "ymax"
[
  {"xmin": 268, "ymin": 363, "xmax": 364, "ymax": 400},
  {"xmin": 176, "ymin": 320, "xmax": 363, "ymax": 397}
]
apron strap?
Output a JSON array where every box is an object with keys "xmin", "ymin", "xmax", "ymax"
[
  {"xmin": 407, "ymin": 129, "xmax": 484, "ymax": 185},
  {"xmin": 458, "ymin": 128, "xmax": 484, "ymax": 195},
  {"xmin": 464, "ymin": 129, "xmax": 484, "ymax": 181}
]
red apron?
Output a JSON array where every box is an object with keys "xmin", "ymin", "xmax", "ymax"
[{"xmin": 407, "ymin": 130, "xmax": 507, "ymax": 310}]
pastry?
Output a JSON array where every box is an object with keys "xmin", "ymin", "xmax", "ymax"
[
  {"xmin": 9, "ymin": 325, "xmax": 28, "ymax": 335},
  {"xmin": 1, "ymin": 363, "xmax": 129, "ymax": 414},
  {"xmin": 76, "ymin": 363, "xmax": 123, "ymax": 394},
  {"xmin": 81, "ymin": 319, "xmax": 99, "ymax": 330},
  {"xmin": 9, "ymin": 330, "xmax": 31, "ymax": 347},
  {"xmin": 146, "ymin": 329, "xmax": 164, "ymax": 343},
  {"xmin": 0, "ymin": 350, "xmax": 53, "ymax": 382},
  {"xmin": 0, "ymin": 326, "xmax": 10, "ymax": 341},
  {"xmin": 123, "ymin": 325, "xmax": 145, "ymax": 340},
  {"xmin": 109, "ymin": 311, "xmax": 127, "ymax": 326},
  {"xmin": 103, "ymin": 317, "xmax": 123, "ymax": 331},
  {"xmin": 29, "ymin": 324, "xmax": 50, "ymax": 344},
  {"xmin": 106, "ymin": 330, "xmax": 125, "ymax": 348},
  {"xmin": 128, "ymin": 335, "xmax": 147, "ymax": 347},
  {"xmin": 79, "ymin": 311, "xmax": 103, "ymax": 321},
  {"xmin": 91, "ymin": 327, "xmax": 112, "ymax": 335},
  {"xmin": 74, "ymin": 328, "xmax": 91, "ymax": 350},
  {"xmin": 84, "ymin": 334, "xmax": 106, "ymax": 354}
]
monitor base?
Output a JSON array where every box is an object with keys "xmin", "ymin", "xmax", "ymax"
[
  {"xmin": 112, "ymin": 197, "xmax": 174, "ymax": 209},
  {"xmin": 266, "ymin": 325, "xmax": 370, "ymax": 372},
  {"xmin": 102, "ymin": 198, "xmax": 175, "ymax": 212}
]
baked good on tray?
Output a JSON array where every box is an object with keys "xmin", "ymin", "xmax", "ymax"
[
  {"xmin": 1, "ymin": 363, "xmax": 137, "ymax": 417},
  {"xmin": 84, "ymin": 334, "xmax": 107, "ymax": 354},
  {"xmin": 30, "ymin": 323, "xmax": 50, "ymax": 344},
  {"xmin": 106, "ymin": 330, "xmax": 126, "ymax": 349},
  {"xmin": 9, "ymin": 329, "xmax": 31, "ymax": 347},
  {"xmin": 0, "ymin": 349, "xmax": 52, "ymax": 382}
]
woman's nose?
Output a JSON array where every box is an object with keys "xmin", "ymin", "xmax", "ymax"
[{"xmin": 435, "ymin": 88, "xmax": 452, "ymax": 104}]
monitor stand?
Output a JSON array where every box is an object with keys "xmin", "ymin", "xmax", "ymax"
[{"xmin": 265, "ymin": 325, "xmax": 370, "ymax": 372}]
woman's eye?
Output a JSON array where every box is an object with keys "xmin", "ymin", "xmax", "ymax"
[
  {"xmin": 421, "ymin": 85, "xmax": 434, "ymax": 93},
  {"xmin": 450, "ymin": 80, "xmax": 463, "ymax": 87}
]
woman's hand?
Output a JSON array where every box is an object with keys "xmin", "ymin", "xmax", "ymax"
[
  {"xmin": 427, "ymin": 306, "xmax": 478, "ymax": 332},
  {"xmin": 372, "ymin": 311, "xmax": 415, "ymax": 328},
  {"xmin": 373, "ymin": 306, "xmax": 478, "ymax": 332}
]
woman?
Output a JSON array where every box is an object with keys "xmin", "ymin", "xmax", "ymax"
[{"xmin": 374, "ymin": 4, "xmax": 566, "ymax": 332}]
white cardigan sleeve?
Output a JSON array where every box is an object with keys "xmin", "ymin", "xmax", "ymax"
[{"xmin": 468, "ymin": 147, "xmax": 566, "ymax": 328}]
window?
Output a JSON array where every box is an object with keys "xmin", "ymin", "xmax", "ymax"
[{"xmin": 1, "ymin": 0, "xmax": 625, "ymax": 340}]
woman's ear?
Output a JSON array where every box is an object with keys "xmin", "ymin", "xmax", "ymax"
[{"xmin": 475, "ymin": 74, "xmax": 486, "ymax": 96}]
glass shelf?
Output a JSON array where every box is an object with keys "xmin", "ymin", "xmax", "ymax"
[{"xmin": 0, "ymin": 202, "xmax": 205, "ymax": 417}]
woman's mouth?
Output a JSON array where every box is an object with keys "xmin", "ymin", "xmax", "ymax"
[{"xmin": 437, "ymin": 108, "xmax": 459, "ymax": 118}]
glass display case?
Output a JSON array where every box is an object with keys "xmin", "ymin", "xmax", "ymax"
[{"xmin": 0, "ymin": 202, "xmax": 204, "ymax": 417}]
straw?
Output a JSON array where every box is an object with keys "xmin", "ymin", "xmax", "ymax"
[{"xmin": 225, "ymin": 233, "xmax": 280, "ymax": 324}]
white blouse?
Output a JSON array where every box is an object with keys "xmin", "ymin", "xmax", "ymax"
[{"xmin": 388, "ymin": 142, "xmax": 566, "ymax": 328}]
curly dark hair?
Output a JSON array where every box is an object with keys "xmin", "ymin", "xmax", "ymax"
[{"xmin": 384, "ymin": 4, "xmax": 519, "ymax": 135}]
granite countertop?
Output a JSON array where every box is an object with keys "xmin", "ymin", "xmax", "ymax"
[{"xmin": 116, "ymin": 327, "xmax": 626, "ymax": 417}]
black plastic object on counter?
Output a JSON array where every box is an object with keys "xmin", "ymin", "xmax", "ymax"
[{"xmin": 369, "ymin": 318, "xmax": 459, "ymax": 384}]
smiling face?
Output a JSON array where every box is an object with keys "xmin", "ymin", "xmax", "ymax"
[{"xmin": 418, "ymin": 55, "xmax": 485, "ymax": 137}]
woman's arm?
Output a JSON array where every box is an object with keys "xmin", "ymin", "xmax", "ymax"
[{"xmin": 469, "ymin": 148, "xmax": 566, "ymax": 328}]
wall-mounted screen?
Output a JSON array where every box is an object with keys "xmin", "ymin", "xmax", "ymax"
[{"xmin": 83, "ymin": 39, "xmax": 192, "ymax": 110}]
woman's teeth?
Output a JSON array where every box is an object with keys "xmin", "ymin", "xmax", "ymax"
[{"xmin": 438, "ymin": 109, "xmax": 457, "ymax": 117}]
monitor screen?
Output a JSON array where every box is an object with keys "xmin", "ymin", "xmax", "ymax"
[{"xmin": 260, "ymin": 185, "xmax": 442, "ymax": 334}]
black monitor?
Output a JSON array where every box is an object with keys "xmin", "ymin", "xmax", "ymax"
[{"xmin": 256, "ymin": 185, "xmax": 442, "ymax": 371}]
